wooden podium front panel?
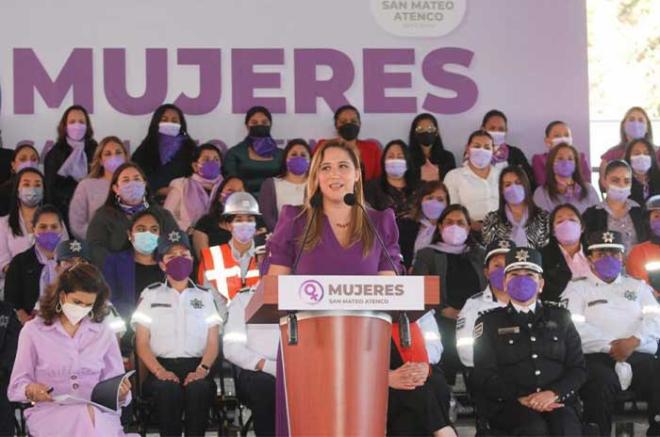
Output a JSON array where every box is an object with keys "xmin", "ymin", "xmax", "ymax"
[{"xmin": 280, "ymin": 313, "xmax": 391, "ymax": 436}]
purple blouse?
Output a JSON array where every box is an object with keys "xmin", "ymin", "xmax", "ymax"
[{"xmin": 266, "ymin": 205, "xmax": 401, "ymax": 275}]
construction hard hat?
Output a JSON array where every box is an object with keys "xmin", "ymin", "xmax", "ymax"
[{"xmin": 222, "ymin": 192, "xmax": 261, "ymax": 216}]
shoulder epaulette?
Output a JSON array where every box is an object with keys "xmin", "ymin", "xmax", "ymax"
[
  {"xmin": 468, "ymin": 291, "xmax": 484, "ymax": 300},
  {"xmin": 477, "ymin": 306, "xmax": 501, "ymax": 317},
  {"xmin": 146, "ymin": 282, "xmax": 163, "ymax": 290},
  {"xmin": 570, "ymin": 276, "xmax": 587, "ymax": 282}
]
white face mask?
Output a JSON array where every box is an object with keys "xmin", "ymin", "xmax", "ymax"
[{"xmin": 61, "ymin": 302, "xmax": 93, "ymax": 325}]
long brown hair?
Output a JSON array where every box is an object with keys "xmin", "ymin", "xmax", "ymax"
[
  {"xmin": 88, "ymin": 136, "xmax": 129, "ymax": 178},
  {"xmin": 302, "ymin": 139, "xmax": 374, "ymax": 255},
  {"xmin": 56, "ymin": 105, "xmax": 94, "ymax": 143},
  {"xmin": 545, "ymin": 143, "xmax": 588, "ymax": 201},
  {"xmin": 39, "ymin": 262, "xmax": 109, "ymax": 325}
]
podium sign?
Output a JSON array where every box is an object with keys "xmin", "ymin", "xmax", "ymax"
[{"xmin": 278, "ymin": 275, "xmax": 425, "ymax": 311}]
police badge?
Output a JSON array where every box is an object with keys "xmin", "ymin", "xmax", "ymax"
[
  {"xmin": 624, "ymin": 290, "xmax": 637, "ymax": 301},
  {"xmin": 190, "ymin": 298, "xmax": 205, "ymax": 309}
]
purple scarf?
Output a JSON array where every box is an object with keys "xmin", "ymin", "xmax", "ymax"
[
  {"xmin": 505, "ymin": 206, "xmax": 529, "ymax": 247},
  {"xmin": 35, "ymin": 244, "xmax": 57, "ymax": 298},
  {"xmin": 118, "ymin": 199, "xmax": 149, "ymax": 216},
  {"xmin": 183, "ymin": 174, "xmax": 222, "ymax": 223},
  {"xmin": 57, "ymin": 139, "xmax": 88, "ymax": 181},
  {"xmin": 158, "ymin": 134, "xmax": 185, "ymax": 165},
  {"xmin": 491, "ymin": 144, "xmax": 510, "ymax": 164},
  {"xmin": 427, "ymin": 242, "xmax": 467, "ymax": 255}
]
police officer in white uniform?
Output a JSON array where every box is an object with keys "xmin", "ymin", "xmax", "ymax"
[
  {"xmin": 223, "ymin": 286, "xmax": 280, "ymax": 436},
  {"xmin": 472, "ymin": 247, "xmax": 586, "ymax": 436},
  {"xmin": 562, "ymin": 230, "xmax": 660, "ymax": 436},
  {"xmin": 456, "ymin": 239, "xmax": 514, "ymax": 368},
  {"xmin": 132, "ymin": 229, "xmax": 222, "ymax": 437}
]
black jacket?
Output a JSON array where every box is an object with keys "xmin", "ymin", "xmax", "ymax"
[
  {"xmin": 132, "ymin": 141, "xmax": 194, "ymax": 195},
  {"xmin": 4, "ymin": 246, "xmax": 43, "ymax": 313},
  {"xmin": 630, "ymin": 176, "xmax": 660, "ymax": 207},
  {"xmin": 0, "ymin": 148, "xmax": 12, "ymax": 187},
  {"xmin": 0, "ymin": 302, "xmax": 20, "ymax": 384},
  {"xmin": 43, "ymin": 139, "xmax": 97, "ymax": 220},
  {"xmin": 472, "ymin": 302, "xmax": 586, "ymax": 417},
  {"xmin": 582, "ymin": 203, "xmax": 647, "ymax": 243}
]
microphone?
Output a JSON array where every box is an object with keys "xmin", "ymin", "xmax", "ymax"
[
  {"xmin": 287, "ymin": 190, "xmax": 321, "ymax": 345},
  {"xmin": 343, "ymin": 193, "xmax": 411, "ymax": 348},
  {"xmin": 291, "ymin": 191, "xmax": 322, "ymax": 275}
]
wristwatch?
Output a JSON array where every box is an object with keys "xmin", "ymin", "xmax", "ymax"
[{"xmin": 197, "ymin": 363, "xmax": 210, "ymax": 375}]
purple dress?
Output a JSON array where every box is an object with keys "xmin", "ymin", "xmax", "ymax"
[
  {"xmin": 266, "ymin": 205, "xmax": 401, "ymax": 274},
  {"xmin": 265, "ymin": 205, "xmax": 401, "ymax": 435}
]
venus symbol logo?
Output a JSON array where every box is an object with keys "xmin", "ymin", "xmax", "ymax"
[{"xmin": 299, "ymin": 280, "xmax": 324, "ymax": 305}]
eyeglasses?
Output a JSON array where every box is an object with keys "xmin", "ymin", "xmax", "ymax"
[{"xmin": 414, "ymin": 126, "xmax": 438, "ymax": 134}]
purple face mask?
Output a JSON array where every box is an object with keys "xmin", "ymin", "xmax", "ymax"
[
  {"xmin": 593, "ymin": 255, "xmax": 622, "ymax": 282},
  {"xmin": 554, "ymin": 159, "xmax": 576, "ymax": 178},
  {"xmin": 507, "ymin": 275, "xmax": 538, "ymax": 302},
  {"xmin": 624, "ymin": 120, "xmax": 647, "ymax": 140},
  {"xmin": 165, "ymin": 256, "xmax": 193, "ymax": 281},
  {"xmin": 503, "ymin": 184, "xmax": 525, "ymax": 205},
  {"xmin": 287, "ymin": 156, "xmax": 310, "ymax": 176},
  {"xmin": 421, "ymin": 199, "xmax": 445, "ymax": 221},
  {"xmin": 199, "ymin": 160, "xmax": 221, "ymax": 180},
  {"xmin": 118, "ymin": 180, "xmax": 146, "ymax": 205},
  {"xmin": 441, "ymin": 225, "xmax": 468, "ymax": 246},
  {"xmin": 554, "ymin": 220, "xmax": 582, "ymax": 245},
  {"xmin": 36, "ymin": 231, "xmax": 62, "ymax": 252},
  {"xmin": 103, "ymin": 155, "xmax": 125, "ymax": 175},
  {"xmin": 16, "ymin": 160, "xmax": 38, "ymax": 172},
  {"xmin": 651, "ymin": 218, "xmax": 660, "ymax": 237},
  {"xmin": 469, "ymin": 148, "xmax": 493, "ymax": 169},
  {"xmin": 488, "ymin": 267, "xmax": 505, "ymax": 291},
  {"xmin": 66, "ymin": 123, "xmax": 87, "ymax": 142}
]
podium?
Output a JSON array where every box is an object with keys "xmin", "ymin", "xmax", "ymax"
[{"xmin": 245, "ymin": 275, "xmax": 440, "ymax": 436}]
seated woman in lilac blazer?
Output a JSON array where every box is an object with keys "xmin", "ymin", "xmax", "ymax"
[{"xmin": 8, "ymin": 263, "xmax": 131, "ymax": 437}]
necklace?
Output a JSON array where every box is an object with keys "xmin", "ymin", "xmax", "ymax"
[{"xmin": 335, "ymin": 222, "xmax": 350, "ymax": 229}]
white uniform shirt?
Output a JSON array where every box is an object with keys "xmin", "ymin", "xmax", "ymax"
[
  {"xmin": 561, "ymin": 272, "xmax": 660, "ymax": 355},
  {"xmin": 456, "ymin": 287, "xmax": 508, "ymax": 367},
  {"xmin": 223, "ymin": 289, "xmax": 280, "ymax": 377},
  {"xmin": 417, "ymin": 310, "xmax": 443, "ymax": 365},
  {"xmin": 131, "ymin": 281, "xmax": 222, "ymax": 358},
  {"xmin": 443, "ymin": 165, "xmax": 501, "ymax": 222}
]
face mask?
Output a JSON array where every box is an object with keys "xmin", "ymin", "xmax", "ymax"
[
  {"xmin": 488, "ymin": 266, "xmax": 505, "ymax": 291},
  {"xmin": 624, "ymin": 120, "xmax": 647, "ymax": 140},
  {"xmin": 487, "ymin": 131, "xmax": 506, "ymax": 147},
  {"xmin": 61, "ymin": 302, "xmax": 93, "ymax": 325},
  {"xmin": 469, "ymin": 147, "xmax": 493, "ymax": 169},
  {"xmin": 132, "ymin": 231, "xmax": 159, "ymax": 255},
  {"xmin": 66, "ymin": 123, "xmax": 87, "ymax": 141},
  {"xmin": 35, "ymin": 231, "xmax": 62, "ymax": 252},
  {"xmin": 550, "ymin": 136, "xmax": 573, "ymax": 147},
  {"xmin": 630, "ymin": 155, "xmax": 652, "ymax": 173},
  {"xmin": 249, "ymin": 125, "xmax": 271, "ymax": 138},
  {"xmin": 165, "ymin": 256, "xmax": 193, "ymax": 281},
  {"xmin": 415, "ymin": 131, "xmax": 436, "ymax": 146},
  {"xmin": 118, "ymin": 181, "xmax": 146, "ymax": 204},
  {"xmin": 103, "ymin": 155, "xmax": 125, "ymax": 175},
  {"xmin": 158, "ymin": 122, "xmax": 181, "ymax": 137},
  {"xmin": 199, "ymin": 160, "xmax": 221, "ymax": 180},
  {"xmin": 503, "ymin": 184, "xmax": 525, "ymax": 205},
  {"xmin": 593, "ymin": 255, "xmax": 622, "ymax": 282},
  {"xmin": 507, "ymin": 275, "xmax": 538, "ymax": 302},
  {"xmin": 384, "ymin": 159, "xmax": 407, "ymax": 178},
  {"xmin": 19, "ymin": 186, "xmax": 43, "ymax": 207},
  {"xmin": 287, "ymin": 156, "xmax": 310, "ymax": 176},
  {"xmin": 232, "ymin": 221, "xmax": 257, "ymax": 244},
  {"xmin": 16, "ymin": 160, "xmax": 38, "ymax": 172},
  {"xmin": 651, "ymin": 218, "xmax": 660, "ymax": 237},
  {"xmin": 607, "ymin": 185, "xmax": 631, "ymax": 202},
  {"xmin": 338, "ymin": 123, "xmax": 360, "ymax": 141},
  {"xmin": 553, "ymin": 159, "xmax": 576, "ymax": 178},
  {"xmin": 554, "ymin": 220, "xmax": 582, "ymax": 245},
  {"xmin": 441, "ymin": 224, "xmax": 468, "ymax": 246},
  {"xmin": 421, "ymin": 199, "xmax": 445, "ymax": 221}
]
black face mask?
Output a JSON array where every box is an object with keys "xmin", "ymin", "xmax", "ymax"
[
  {"xmin": 338, "ymin": 123, "xmax": 360, "ymax": 141},
  {"xmin": 249, "ymin": 125, "xmax": 271, "ymax": 138},
  {"xmin": 415, "ymin": 131, "xmax": 436, "ymax": 146}
]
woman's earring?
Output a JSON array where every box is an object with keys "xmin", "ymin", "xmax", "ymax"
[{"xmin": 55, "ymin": 302, "xmax": 62, "ymax": 313}]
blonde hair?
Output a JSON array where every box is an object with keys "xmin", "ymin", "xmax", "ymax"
[
  {"xmin": 88, "ymin": 136, "xmax": 129, "ymax": 178},
  {"xmin": 301, "ymin": 139, "xmax": 374, "ymax": 255}
]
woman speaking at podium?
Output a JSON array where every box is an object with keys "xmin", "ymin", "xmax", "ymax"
[{"xmin": 264, "ymin": 139, "xmax": 455, "ymax": 436}]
